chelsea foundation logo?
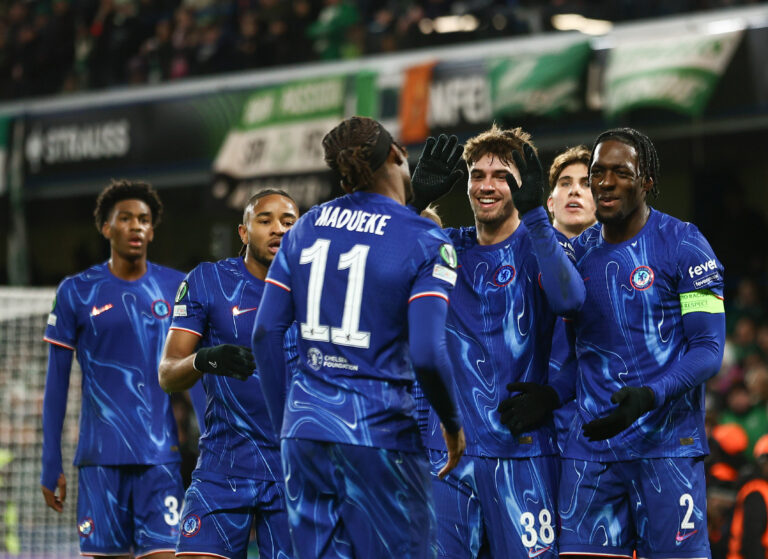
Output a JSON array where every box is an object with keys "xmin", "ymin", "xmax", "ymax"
[
  {"xmin": 630, "ymin": 266, "xmax": 654, "ymax": 291},
  {"xmin": 78, "ymin": 517, "xmax": 94, "ymax": 538},
  {"xmin": 152, "ymin": 299, "xmax": 171, "ymax": 318},
  {"xmin": 307, "ymin": 347, "xmax": 323, "ymax": 371},
  {"xmin": 181, "ymin": 514, "xmax": 201, "ymax": 537}
]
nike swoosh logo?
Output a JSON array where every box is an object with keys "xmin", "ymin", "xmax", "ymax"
[
  {"xmin": 208, "ymin": 361, "xmax": 218, "ymax": 368},
  {"xmin": 91, "ymin": 304, "xmax": 114, "ymax": 316},
  {"xmin": 528, "ymin": 546, "xmax": 552, "ymax": 558},
  {"xmin": 675, "ymin": 530, "xmax": 698, "ymax": 542},
  {"xmin": 232, "ymin": 306, "xmax": 258, "ymax": 316}
]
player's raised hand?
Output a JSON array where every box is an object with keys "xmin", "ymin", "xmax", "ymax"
[
  {"xmin": 438, "ymin": 424, "xmax": 466, "ymax": 479},
  {"xmin": 410, "ymin": 134, "xmax": 466, "ymax": 212},
  {"xmin": 582, "ymin": 386, "xmax": 655, "ymax": 441},
  {"xmin": 507, "ymin": 143, "xmax": 545, "ymax": 217},
  {"xmin": 498, "ymin": 382, "xmax": 560, "ymax": 435},
  {"xmin": 41, "ymin": 473, "xmax": 67, "ymax": 513},
  {"xmin": 193, "ymin": 344, "xmax": 255, "ymax": 381}
]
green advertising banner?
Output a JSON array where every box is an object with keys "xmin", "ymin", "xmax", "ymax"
[
  {"xmin": 214, "ymin": 72, "xmax": 377, "ymax": 179},
  {"xmin": 489, "ymin": 40, "xmax": 591, "ymax": 119},
  {"xmin": 604, "ymin": 30, "xmax": 743, "ymax": 117}
]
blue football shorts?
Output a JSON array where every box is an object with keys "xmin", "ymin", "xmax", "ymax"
[
  {"xmin": 428, "ymin": 450, "xmax": 560, "ymax": 559},
  {"xmin": 558, "ymin": 456, "xmax": 710, "ymax": 559},
  {"xmin": 176, "ymin": 469, "xmax": 292, "ymax": 559},
  {"xmin": 76, "ymin": 463, "xmax": 183, "ymax": 557},
  {"xmin": 281, "ymin": 438, "xmax": 435, "ymax": 559}
]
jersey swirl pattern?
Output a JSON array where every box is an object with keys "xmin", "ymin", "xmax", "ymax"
[
  {"xmin": 44, "ymin": 262, "xmax": 183, "ymax": 466},
  {"xmin": 170, "ymin": 257, "xmax": 298, "ymax": 480},
  {"xmin": 425, "ymin": 225, "xmax": 559, "ymax": 458},
  {"xmin": 265, "ymin": 191, "xmax": 456, "ymax": 453},
  {"xmin": 566, "ymin": 209, "xmax": 724, "ymax": 460}
]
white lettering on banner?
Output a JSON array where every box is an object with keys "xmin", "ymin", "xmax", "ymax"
[
  {"xmin": 242, "ymin": 95, "xmax": 275, "ymax": 126},
  {"xmin": 26, "ymin": 120, "xmax": 130, "ymax": 171},
  {"xmin": 213, "ymin": 117, "xmax": 338, "ymax": 178},
  {"xmin": 315, "ymin": 206, "xmax": 391, "ymax": 235},
  {"xmin": 688, "ymin": 259, "xmax": 717, "ymax": 278},
  {"xmin": 428, "ymin": 75, "xmax": 492, "ymax": 127},
  {"xmin": 280, "ymin": 80, "xmax": 344, "ymax": 116}
]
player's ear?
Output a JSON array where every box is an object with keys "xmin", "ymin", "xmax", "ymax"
[
  {"xmin": 546, "ymin": 195, "xmax": 555, "ymax": 217},
  {"xmin": 642, "ymin": 175, "xmax": 653, "ymax": 196},
  {"xmin": 101, "ymin": 219, "xmax": 111, "ymax": 240},
  {"xmin": 237, "ymin": 223, "xmax": 248, "ymax": 246},
  {"xmin": 389, "ymin": 143, "xmax": 405, "ymax": 166}
]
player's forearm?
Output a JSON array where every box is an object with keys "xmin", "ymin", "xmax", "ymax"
[
  {"xmin": 647, "ymin": 311, "xmax": 725, "ymax": 407},
  {"xmin": 41, "ymin": 345, "xmax": 73, "ymax": 491},
  {"xmin": 158, "ymin": 354, "xmax": 203, "ymax": 392},
  {"xmin": 522, "ymin": 207, "xmax": 585, "ymax": 315},
  {"xmin": 408, "ymin": 297, "xmax": 461, "ymax": 433}
]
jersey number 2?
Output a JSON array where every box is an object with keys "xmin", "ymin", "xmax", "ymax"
[{"xmin": 300, "ymin": 239, "xmax": 371, "ymax": 349}]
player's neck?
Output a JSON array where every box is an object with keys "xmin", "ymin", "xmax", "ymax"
[
  {"xmin": 475, "ymin": 213, "xmax": 520, "ymax": 246},
  {"xmin": 243, "ymin": 252, "xmax": 268, "ymax": 281},
  {"xmin": 108, "ymin": 253, "xmax": 148, "ymax": 281},
  {"xmin": 602, "ymin": 205, "xmax": 650, "ymax": 244}
]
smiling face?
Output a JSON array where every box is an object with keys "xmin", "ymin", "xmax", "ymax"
[
  {"xmin": 547, "ymin": 162, "xmax": 595, "ymax": 237},
  {"xmin": 238, "ymin": 194, "xmax": 299, "ymax": 278},
  {"xmin": 589, "ymin": 139, "xmax": 651, "ymax": 228},
  {"xmin": 101, "ymin": 198, "xmax": 154, "ymax": 261},
  {"xmin": 467, "ymin": 153, "xmax": 520, "ymax": 228}
]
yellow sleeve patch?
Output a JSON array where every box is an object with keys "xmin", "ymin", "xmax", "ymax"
[{"xmin": 679, "ymin": 290, "xmax": 724, "ymax": 315}]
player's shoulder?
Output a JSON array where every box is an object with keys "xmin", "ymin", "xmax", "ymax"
[
  {"xmin": 58, "ymin": 262, "xmax": 109, "ymax": 292},
  {"xmin": 654, "ymin": 209, "xmax": 704, "ymax": 241},
  {"xmin": 148, "ymin": 262, "xmax": 185, "ymax": 287}
]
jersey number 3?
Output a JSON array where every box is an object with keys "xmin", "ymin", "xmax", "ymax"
[{"xmin": 299, "ymin": 239, "xmax": 371, "ymax": 349}]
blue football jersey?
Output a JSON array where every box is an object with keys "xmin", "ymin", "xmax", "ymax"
[
  {"xmin": 44, "ymin": 261, "xmax": 183, "ymax": 466},
  {"xmin": 265, "ymin": 191, "xmax": 457, "ymax": 453},
  {"xmin": 170, "ymin": 257, "xmax": 296, "ymax": 481},
  {"xmin": 565, "ymin": 208, "xmax": 724, "ymax": 460},
  {"xmin": 424, "ymin": 224, "xmax": 559, "ymax": 458}
]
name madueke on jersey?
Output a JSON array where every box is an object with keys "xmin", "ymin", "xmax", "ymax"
[{"xmin": 313, "ymin": 206, "xmax": 391, "ymax": 235}]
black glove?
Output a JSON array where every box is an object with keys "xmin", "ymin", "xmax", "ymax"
[
  {"xmin": 506, "ymin": 143, "xmax": 545, "ymax": 217},
  {"xmin": 193, "ymin": 344, "xmax": 255, "ymax": 381},
  {"xmin": 410, "ymin": 134, "xmax": 466, "ymax": 212},
  {"xmin": 582, "ymin": 386, "xmax": 655, "ymax": 441},
  {"xmin": 498, "ymin": 382, "xmax": 561, "ymax": 435}
]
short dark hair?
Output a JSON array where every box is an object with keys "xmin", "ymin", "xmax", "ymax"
[
  {"xmin": 238, "ymin": 188, "xmax": 298, "ymax": 257},
  {"xmin": 93, "ymin": 179, "xmax": 163, "ymax": 232},
  {"xmin": 589, "ymin": 128, "xmax": 660, "ymax": 199},
  {"xmin": 241, "ymin": 188, "xmax": 296, "ymax": 224}
]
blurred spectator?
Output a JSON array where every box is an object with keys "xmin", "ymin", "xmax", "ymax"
[
  {"xmin": 306, "ymin": 0, "xmax": 359, "ymax": 60},
  {"xmin": 727, "ymin": 434, "xmax": 768, "ymax": 559},
  {"xmin": 719, "ymin": 380, "xmax": 768, "ymax": 461}
]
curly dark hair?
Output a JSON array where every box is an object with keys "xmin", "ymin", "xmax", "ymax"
[
  {"xmin": 93, "ymin": 179, "xmax": 163, "ymax": 232},
  {"xmin": 589, "ymin": 128, "xmax": 660, "ymax": 199},
  {"xmin": 322, "ymin": 116, "xmax": 389, "ymax": 192}
]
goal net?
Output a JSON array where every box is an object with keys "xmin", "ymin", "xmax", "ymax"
[{"xmin": 0, "ymin": 287, "xmax": 81, "ymax": 557}]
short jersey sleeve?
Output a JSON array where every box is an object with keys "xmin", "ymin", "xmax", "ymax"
[
  {"xmin": 676, "ymin": 225, "xmax": 724, "ymax": 297},
  {"xmin": 264, "ymin": 233, "xmax": 293, "ymax": 293},
  {"xmin": 170, "ymin": 265, "xmax": 210, "ymax": 337},
  {"xmin": 44, "ymin": 279, "xmax": 77, "ymax": 350},
  {"xmin": 408, "ymin": 227, "xmax": 457, "ymax": 303}
]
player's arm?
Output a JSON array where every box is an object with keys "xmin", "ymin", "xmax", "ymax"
[
  {"xmin": 508, "ymin": 144, "xmax": 584, "ymax": 316},
  {"xmin": 645, "ymin": 290, "xmax": 725, "ymax": 407},
  {"xmin": 252, "ymin": 281, "xmax": 294, "ymax": 436},
  {"xmin": 159, "ymin": 329, "xmax": 255, "ymax": 391},
  {"xmin": 40, "ymin": 344, "xmax": 73, "ymax": 512},
  {"xmin": 408, "ymin": 296, "xmax": 465, "ymax": 478},
  {"xmin": 583, "ymin": 290, "xmax": 725, "ymax": 441}
]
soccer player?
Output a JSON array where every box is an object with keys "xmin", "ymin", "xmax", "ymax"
[
  {"xmin": 546, "ymin": 145, "xmax": 596, "ymax": 452},
  {"xmin": 157, "ymin": 189, "xmax": 299, "ymax": 558},
  {"xmin": 545, "ymin": 128, "xmax": 724, "ymax": 558},
  {"xmin": 412, "ymin": 125, "xmax": 585, "ymax": 558},
  {"xmin": 41, "ymin": 180, "xmax": 185, "ymax": 558},
  {"xmin": 252, "ymin": 116, "xmax": 465, "ymax": 559}
]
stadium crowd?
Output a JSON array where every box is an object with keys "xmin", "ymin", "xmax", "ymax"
[{"xmin": 0, "ymin": 0, "xmax": 761, "ymax": 100}]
